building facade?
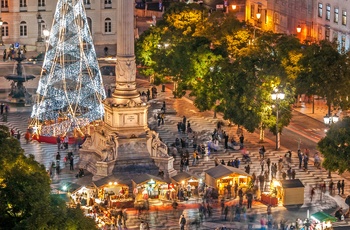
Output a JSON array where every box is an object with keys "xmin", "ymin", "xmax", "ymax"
[
  {"xmin": 245, "ymin": 0, "xmax": 350, "ymax": 51},
  {"xmin": 0, "ymin": 0, "xmax": 119, "ymax": 53},
  {"xmin": 2, "ymin": 1, "xmax": 350, "ymax": 53}
]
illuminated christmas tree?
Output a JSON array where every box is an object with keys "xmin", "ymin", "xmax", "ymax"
[{"xmin": 30, "ymin": 0, "xmax": 106, "ymax": 137}]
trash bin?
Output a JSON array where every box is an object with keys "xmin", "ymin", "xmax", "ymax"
[{"xmin": 161, "ymin": 84, "xmax": 165, "ymax": 92}]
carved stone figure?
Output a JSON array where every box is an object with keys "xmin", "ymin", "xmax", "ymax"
[{"xmin": 151, "ymin": 131, "xmax": 168, "ymax": 158}]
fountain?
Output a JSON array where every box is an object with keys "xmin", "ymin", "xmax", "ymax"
[{"xmin": 4, "ymin": 50, "xmax": 36, "ymax": 105}]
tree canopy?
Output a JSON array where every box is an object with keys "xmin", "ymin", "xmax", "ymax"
[
  {"xmin": 0, "ymin": 125, "xmax": 97, "ymax": 229},
  {"xmin": 136, "ymin": 3, "xmax": 335, "ymax": 138},
  {"xmin": 318, "ymin": 117, "xmax": 350, "ymax": 174}
]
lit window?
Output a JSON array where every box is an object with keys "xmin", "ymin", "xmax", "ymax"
[
  {"xmin": 20, "ymin": 21, "xmax": 27, "ymax": 36},
  {"xmin": 342, "ymin": 10, "xmax": 347, "ymax": 26},
  {"xmin": 334, "ymin": 8, "xmax": 339, "ymax": 23},
  {"xmin": 2, "ymin": 22, "xmax": 8, "ymax": 37},
  {"xmin": 104, "ymin": 18, "xmax": 111, "ymax": 33},
  {"xmin": 326, "ymin": 4, "xmax": 330, "ymax": 21},
  {"xmin": 318, "ymin": 3, "xmax": 323, "ymax": 18}
]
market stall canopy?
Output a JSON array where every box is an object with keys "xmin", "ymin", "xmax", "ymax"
[
  {"xmin": 311, "ymin": 211, "xmax": 337, "ymax": 222},
  {"xmin": 51, "ymin": 193, "xmax": 71, "ymax": 203},
  {"xmin": 280, "ymin": 179, "xmax": 305, "ymax": 188},
  {"xmin": 132, "ymin": 174, "xmax": 167, "ymax": 185},
  {"xmin": 171, "ymin": 171, "xmax": 198, "ymax": 183},
  {"xmin": 93, "ymin": 175, "xmax": 122, "ymax": 187},
  {"xmin": 205, "ymin": 165, "xmax": 251, "ymax": 179}
]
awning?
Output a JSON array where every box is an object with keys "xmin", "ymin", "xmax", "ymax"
[
  {"xmin": 132, "ymin": 174, "xmax": 167, "ymax": 185},
  {"xmin": 171, "ymin": 172, "xmax": 198, "ymax": 183},
  {"xmin": 311, "ymin": 211, "xmax": 337, "ymax": 222},
  {"xmin": 280, "ymin": 179, "xmax": 305, "ymax": 188},
  {"xmin": 205, "ymin": 164, "xmax": 251, "ymax": 179},
  {"xmin": 93, "ymin": 175, "xmax": 123, "ymax": 187}
]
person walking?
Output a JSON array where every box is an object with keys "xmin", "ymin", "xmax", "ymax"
[
  {"xmin": 329, "ymin": 180, "xmax": 334, "ymax": 195},
  {"xmin": 337, "ymin": 180, "xmax": 341, "ymax": 195},
  {"xmin": 56, "ymin": 135, "xmax": 61, "ymax": 150},
  {"xmin": 224, "ymin": 205, "xmax": 229, "ymax": 220},
  {"xmin": 246, "ymin": 192, "xmax": 253, "ymax": 209},
  {"xmin": 310, "ymin": 187, "xmax": 315, "ymax": 202},
  {"xmin": 3, "ymin": 49, "xmax": 7, "ymax": 62},
  {"xmin": 341, "ymin": 180, "xmax": 345, "ymax": 195},
  {"xmin": 122, "ymin": 209, "xmax": 128, "ymax": 228},
  {"xmin": 69, "ymin": 156, "xmax": 74, "ymax": 171},
  {"xmin": 239, "ymin": 133, "xmax": 244, "ymax": 149},
  {"xmin": 0, "ymin": 103, "xmax": 4, "ymax": 115},
  {"xmin": 179, "ymin": 214, "xmax": 186, "ymax": 230},
  {"xmin": 298, "ymin": 150, "xmax": 303, "ymax": 169}
]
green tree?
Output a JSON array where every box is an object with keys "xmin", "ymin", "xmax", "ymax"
[
  {"xmin": 318, "ymin": 116, "xmax": 350, "ymax": 174},
  {"xmin": 297, "ymin": 40, "xmax": 350, "ymax": 114},
  {"xmin": 0, "ymin": 125, "xmax": 97, "ymax": 229}
]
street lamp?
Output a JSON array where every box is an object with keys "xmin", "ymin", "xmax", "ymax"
[
  {"xmin": 37, "ymin": 13, "xmax": 43, "ymax": 42},
  {"xmin": 0, "ymin": 18, "xmax": 3, "ymax": 46},
  {"xmin": 296, "ymin": 25, "xmax": 302, "ymax": 33},
  {"xmin": 253, "ymin": 13, "xmax": 261, "ymax": 41},
  {"xmin": 271, "ymin": 88, "xmax": 285, "ymax": 150},
  {"xmin": 323, "ymin": 113, "xmax": 339, "ymax": 178}
]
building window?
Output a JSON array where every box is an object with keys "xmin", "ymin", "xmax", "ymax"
[
  {"xmin": 326, "ymin": 4, "xmax": 330, "ymax": 21},
  {"xmin": 104, "ymin": 0, "xmax": 112, "ymax": 8},
  {"xmin": 104, "ymin": 18, "xmax": 111, "ymax": 33},
  {"xmin": 334, "ymin": 8, "xmax": 339, "ymax": 23},
  {"xmin": 250, "ymin": 4, "xmax": 254, "ymax": 18},
  {"xmin": 84, "ymin": 0, "xmax": 90, "ymax": 4},
  {"xmin": 1, "ymin": 0, "xmax": 8, "ymax": 8},
  {"xmin": 2, "ymin": 22, "xmax": 8, "ymax": 37},
  {"xmin": 20, "ymin": 21, "xmax": 27, "ymax": 36},
  {"xmin": 20, "ymin": 0, "xmax": 27, "ymax": 7},
  {"xmin": 325, "ymin": 27, "xmax": 330, "ymax": 40},
  {"xmin": 38, "ymin": 0, "xmax": 45, "ymax": 7},
  {"xmin": 341, "ymin": 35, "xmax": 346, "ymax": 52},
  {"xmin": 318, "ymin": 3, "xmax": 323, "ymax": 18},
  {"xmin": 342, "ymin": 10, "xmax": 347, "ymax": 26}
]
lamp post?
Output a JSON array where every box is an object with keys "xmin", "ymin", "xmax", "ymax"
[
  {"xmin": 271, "ymin": 89, "xmax": 285, "ymax": 150},
  {"xmin": 37, "ymin": 14, "xmax": 43, "ymax": 42},
  {"xmin": 323, "ymin": 113, "xmax": 339, "ymax": 178},
  {"xmin": 43, "ymin": 28, "xmax": 50, "ymax": 45},
  {"xmin": 253, "ymin": 12, "xmax": 261, "ymax": 41},
  {"xmin": 0, "ymin": 18, "xmax": 3, "ymax": 46}
]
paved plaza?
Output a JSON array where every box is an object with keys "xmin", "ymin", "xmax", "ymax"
[{"xmin": 1, "ymin": 72, "xmax": 350, "ymax": 229}]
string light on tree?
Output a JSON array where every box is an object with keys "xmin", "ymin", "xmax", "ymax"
[{"xmin": 30, "ymin": 0, "xmax": 106, "ymax": 137}]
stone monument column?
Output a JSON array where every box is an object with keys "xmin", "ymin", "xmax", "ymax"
[{"xmin": 112, "ymin": 0, "xmax": 140, "ymax": 104}]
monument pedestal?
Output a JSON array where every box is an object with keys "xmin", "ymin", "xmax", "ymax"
[{"xmin": 154, "ymin": 157, "xmax": 177, "ymax": 178}]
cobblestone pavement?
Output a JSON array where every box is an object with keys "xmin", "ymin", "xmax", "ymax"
[{"xmin": 0, "ymin": 76, "xmax": 349, "ymax": 229}]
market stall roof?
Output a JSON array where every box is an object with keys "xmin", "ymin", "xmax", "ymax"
[
  {"xmin": 171, "ymin": 172, "xmax": 198, "ymax": 183},
  {"xmin": 51, "ymin": 194, "xmax": 71, "ymax": 203},
  {"xmin": 205, "ymin": 165, "xmax": 251, "ymax": 179},
  {"xmin": 311, "ymin": 211, "xmax": 337, "ymax": 222},
  {"xmin": 132, "ymin": 174, "xmax": 167, "ymax": 185},
  {"xmin": 280, "ymin": 179, "xmax": 305, "ymax": 188},
  {"xmin": 93, "ymin": 175, "xmax": 123, "ymax": 187}
]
